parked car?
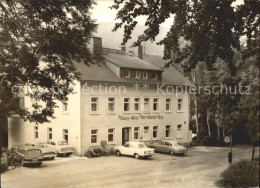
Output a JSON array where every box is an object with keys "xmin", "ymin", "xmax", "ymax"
[
  {"xmin": 147, "ymin": 140, "xmax": 188, "ymax": 156},
  {"xmin": 114, "ymin": 141, "xmax": 155, "ymax": 159},
  {"xmin": 34, "ymin": 142, "xmax": 57, "ymax": 160},
  {"xmin": 47, "ymin": 140, "xmax": 75, "ymax": 156},
  {"xmin": 14, "ymin": 146, "xmax": 43, "ymax": 167}
]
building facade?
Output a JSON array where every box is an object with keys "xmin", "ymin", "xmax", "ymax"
[{"xmin": 8, "ymin": 37, "xmax": 193, "ymax": 156}]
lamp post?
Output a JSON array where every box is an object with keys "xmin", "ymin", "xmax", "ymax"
[{"xmin": 224, "ymin": 134, "xmax": 233, "ymax": 165}]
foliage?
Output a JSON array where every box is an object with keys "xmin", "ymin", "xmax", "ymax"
[
  {"xmin": 219, "ymin": 159, "xmax": 259, "ymax": 187},
  {"xmin": 111, "ymin": 0, "xmax": 259, "ymax": 74},
  {"xmin": 112, "ymin": 0, "xmax": 259, "ymax": 153},
  {"xmin": 200, "ymin": 135, "xmax": 217, "ymax": 146},
  {"xmin": 0, "ymin": 0, "xmax": 97, "ymax": 124}
]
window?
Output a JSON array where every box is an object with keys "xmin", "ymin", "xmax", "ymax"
[
  {"xmin": 143, "ymin": 72, "xmax": 148, "ymax": 79},
  {"xmin": 153, "ymin": 98, "xmax": 159, "ymax": 111},
  {"xmin": 135, "ymin": 71, "xmax": 140, "ymax": 78},
  {"xmin": 34, "ymin": 126, "xmax": 38, "ymax": 139},
  {"xmin": 143, "ymin": 126, "xmax": 149, "ymax": 139},
  {"xmin": 91, "ymin": 97, "xmax": 99, "ymax": 112},
  {"xmin": 134, "ymin": 127, "xmax": 140, "ymax": 139},
  {"xmin": 108, "ymin": 98, "xmax": 115, "ymax": 112},
  {"xmin": 144, "ymin": 98, "xmax": 150, "ymax": 112},
  {"xmin": 124, "ymin": 70, "xmax": 130, "ymax": 77},
  {"xmin": 124, "ymin": 143, "xmax": 129, "ymax": 147},
  {"xmin": 178, "ymin": 99, "xmax": 183, "ymax": 111},
  {"xmin": 124, "ymin": 98, "xmax": 130, "ymax": 112},
  {"xmin": 63, "ymin": 129, "xmax": 68, "ymax": 142},
  {"xmin": 62, "ymin": 102, "xmax": 68, "ymax": 112},
  {"xmin": 153, "ymin": 126, "xmax": 158, "ymax": 138},
  {"xmin": 152, "ymin": 72, "xmax": 157, "ymax": 79},
  {"xmin": 134, "ymin": 98, "xmax": 140, "ymax": 112},
  {"xmin": 47, "ymin": 128, "xmax": 52, "ymax": 140},
  {"xmin": 108, "ymin": 128, "xmax": 115, "ymax": 142},
  {"xmin": 166, "ymin": 98, "xmax": 171, "ymax": 111},
  {"xmin": 91, "ymin": 129, "xmax": 98, "ymax": 144},
  {"xmin": 166, "ymin": 125, "xmax": 171, "ymax": 138},
  {"xmin": 177, "ymin": 125, "xmax": 182, "ymax": 138}
]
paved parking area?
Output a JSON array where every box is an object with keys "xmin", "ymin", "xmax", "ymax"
[{"xmin": 1, "ymin": 146, "xmax": 258, "ymax": 188}]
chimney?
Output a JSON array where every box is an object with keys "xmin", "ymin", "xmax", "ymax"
[
  {"xmin": 138, "ymin": 45, "xmax": 143, "ymax": 59},
  {"xmin": 121, "ymin": 46, "xmax": 126, "ymax": 53},
  {"xmin": 91, "ymin": 37, "xmax": 102, "ymax": 54}
]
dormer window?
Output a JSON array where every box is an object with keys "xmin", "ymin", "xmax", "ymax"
[
  {"xmin": 135, "ymin": 71, "xmax": 140, "ymax": 78},
  {"xmin": 124, "ymin": 70, "xmax": 130, "ymax": 77},
  {"xmin": 152, "ymin": 72, "xmax": 157, "ymax": 80},
  {"xmin": 143, "ymin": 72, "xmax": 148, "ymax": 79}
]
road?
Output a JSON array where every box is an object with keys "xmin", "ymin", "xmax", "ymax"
[{"xmin": 1, "ymin": 146, "xmax": 258, "ymax": 188}]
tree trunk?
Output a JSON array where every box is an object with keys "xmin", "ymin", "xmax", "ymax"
[
  {"xmin": 206, "ymin": 107, "xmax": 211, "ymax": 136},
  {"xmin": 195, "ymin": 98, "xmax": 199, "ymax": 142},
  {"xmin": 222, "ymin": 115, "xmax": 225, "ymax": 137},
  {"xmin": 216, "ymin": 104, "xmax": 220, "ymax": 140},
  {"xmin": 0, "ymin": 114, "xmax": 8, "ymax": 148},
  {"xmin": 251, "ymin": 141, "xmax": 255, "ymax": 161}
]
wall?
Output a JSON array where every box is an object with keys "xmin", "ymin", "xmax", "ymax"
[
  {"xmin": 105, "ymin": 61, "xmax": 120, "ymax": 77},
  {"xmin": 81, "ymin": 81, "xmax": 191, "ymax": 154},
  {"xmin": 8, "ymin": 81, "xmax": 82, "ymax": 154}
]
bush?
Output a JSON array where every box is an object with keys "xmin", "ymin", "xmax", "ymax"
[
  {"xmin": 200, "ymin": 135, "xmax": 217, "ymax": 146},
  {"xmin": 219, "ymin": 159, "xmax": 259, "ymax": 187}
]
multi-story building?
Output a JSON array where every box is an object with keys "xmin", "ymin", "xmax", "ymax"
[{"xmin": 8, "ymin": 37, "xmax": 193, "ymax": 156}]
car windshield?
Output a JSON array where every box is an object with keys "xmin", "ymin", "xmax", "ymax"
[
  {"xmin": 137, "ymin": 143, "xmax": 146, "ymax": 148},
  {"xmin": 26, "ymin": 149, "xmax": 42, "ymax": 158},
  {"xmin": 58, "ymin": 141, "xmax": 68, "ymax": 145},
  {"xmin": 37, "ymin": 143, "xmax": 48, "ymax": 147},
  {"xmin": 172, "ymin": 142, "xmax": 180, "ymax": 146}
]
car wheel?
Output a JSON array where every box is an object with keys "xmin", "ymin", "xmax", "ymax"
[
  {"xmin": 134, "ymin": 153, "xmax": 140, "ymax": 159},
  {"xmin": 50, "ymin": 157, "xmax": 55, "ymax": 160},
  {"xmin": 86, "ymin": 151, "xmax": 92, "ymax": 158},
  {"xmin": 169, "ymin": 151, "xmax": 175, "ymax": 156},
  {"xmin": 37, "ymin": 162, "xmax": 42, "ymax": 167},
  {"xmin": 115, "ymin": 150, "xmax": 121, "ymax": 156},
  {"xmin": 21, "ymin": 159, "xmax": 25, "ymax": 167}
]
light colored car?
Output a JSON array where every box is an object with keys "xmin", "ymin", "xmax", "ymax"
[
  {"xmin": 147, "ymin": 140, "xmax": 188, "ymax": 156},
  {"xmin": 47, "ymin": 140, "xmax": 75, "ymax": 156},
  {"xmin": 14, "ymin": 146, "xmax": 44, "ymax": 167},
  {"xmin": 34, "ymin": 142, "xmax": 57, "ymax": 160},
  {"xmin": 114, "ymin": 141, "xmax": 155, "ymax": 159}
]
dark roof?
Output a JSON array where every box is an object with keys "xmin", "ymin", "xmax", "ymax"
[
  {"xmin": 73, "ymin": 53, "xmax": 193, "ymax": 87},
  {"xmin": 143, "ymin": 54, "xmax": 193, "ymax": 87},
  {"xmin": 103, "ymin": 53, "xmax": 161, "ymax": 71}
]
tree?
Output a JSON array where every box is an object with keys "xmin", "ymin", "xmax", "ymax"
[
  {"xmin": 112, "ymin": 0, "xmax": 259, "ymax": 155},
  {"xmin": 238, "ymin": 56, "xmax": 259, "ymax": 160},
  {"xmin": 111, "ymin": 0, "xmax": 259, "ymax": 74},
  {"xmin": 0, "ymin": 0, "xmax": 97, "ymax": 146}
]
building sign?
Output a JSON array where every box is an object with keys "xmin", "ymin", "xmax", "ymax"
[{"xmin": 118, "ymin": 114, "xmax": 163, "ymax": 121}]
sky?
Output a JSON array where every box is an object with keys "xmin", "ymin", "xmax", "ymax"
[
  {"xmin": 91, "ymin": 0, "xmax": 174, "ymax": 27},
  {"xmin": 90, "ymin": 0, "xmax": 245, "ymax": 56},
  {"xmin": 91, "ymin": 0, "xmax": 245, "ymax": 27}
]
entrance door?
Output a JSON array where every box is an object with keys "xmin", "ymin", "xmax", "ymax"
[{"xmin": 122, "ymin": 128, "xmax": 130, "ymax": 145}]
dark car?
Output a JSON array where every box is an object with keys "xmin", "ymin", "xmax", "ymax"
[
  {"xmin": 14, "ymin": 146, "xmax": 44, "ymax": 167},
  {"xmin": 147, "ymin": 140, "xmax": 188, "ymax": 156}
]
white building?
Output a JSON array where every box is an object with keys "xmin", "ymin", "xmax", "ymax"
[{"xmin": 8, "ymin": 37, "xmax": 193, "ymax": 156}]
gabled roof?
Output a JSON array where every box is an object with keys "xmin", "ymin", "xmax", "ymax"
[
  {"xmin": 103, "ymin": 53, "xmax": 161, "ymax": 71},
  {"xmin": 73, "ymin": 53, "xmax": 193, "ymax": 87},
  {"xmin": 143, "ymin": 54, "xmax": 193, "ymax": 87}
]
